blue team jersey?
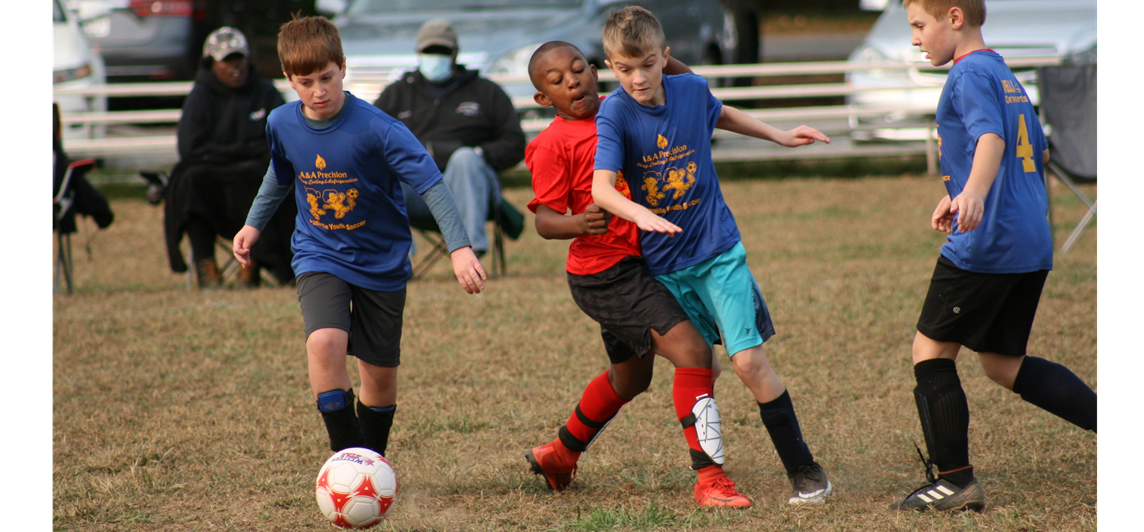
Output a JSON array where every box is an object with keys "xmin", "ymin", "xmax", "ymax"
[
  {"xmin": 935, "ymin": 50, "xmax": 1052, "ymax": 273},
  {"xmin": 266, "ymin": 92, "xmax": 444, "ymax": 291},
  {"xmin": 594, "ymin": 73, "xmax": 740, "ymax": 275}
]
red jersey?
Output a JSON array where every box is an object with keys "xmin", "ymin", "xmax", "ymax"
[{"xmin": 526, "ymin": 109, "xmax": 640, "ymax": 275}]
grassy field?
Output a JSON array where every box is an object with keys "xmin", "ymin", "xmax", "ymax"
[{"xmin": 52, "ymin": 174, "xmax": 1096, "ymax": 531}]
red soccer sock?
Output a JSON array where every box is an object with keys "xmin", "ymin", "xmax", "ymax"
[
  {"xmin": 558, "ymin": 371, "xmax": 629, "ymax": 453},
  {"xmin": 674, "ymin": 367, "xmax": 717, "ymax": 470}
]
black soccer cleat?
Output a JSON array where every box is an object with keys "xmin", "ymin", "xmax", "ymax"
[
  {"xmin": 787, "ymin": 462, "xmax": 833, "ymax": 504},
  {"xmin": 889, "ymin": 478, "xmax": 986, "ymax": 513}
]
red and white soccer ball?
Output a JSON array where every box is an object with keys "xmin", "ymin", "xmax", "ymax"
[{"xmin": 315, "ymin": 447, "xmax": 397, "ymax": 529}]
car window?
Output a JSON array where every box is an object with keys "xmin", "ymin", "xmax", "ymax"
[
  {"xmin": 348, "ymin": 0, "xmax": 582, "ymax": 15},
  {"xmin": 53, "ymin": 0, "xmax": 66, "ymax": 22}
]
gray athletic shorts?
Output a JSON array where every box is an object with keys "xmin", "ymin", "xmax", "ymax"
[{"xmin": 296, "ymin": 272, "xmax": 405, "ymax": 368}]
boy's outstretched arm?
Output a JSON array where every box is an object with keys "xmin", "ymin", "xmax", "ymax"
[
  {"xmin": 949, "ymin": 133, "xmax": 1004, "ymax": 232},
  {"xmin": 534, "ymin": 204, "xmax": 610, "ymax": 240},
  {"xmin": 420, "ymin": 181, "xmax": 487, "ymax": 294},
  {"xmin": 592, "ymin": 169, "xmax": 681, "ymax": 235},
  {"xmin": 715, "ymin": 105, "xmax": 830, "ymax": 147}
]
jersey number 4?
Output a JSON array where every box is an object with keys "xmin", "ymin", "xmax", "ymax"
[{"xmin": 1016, "ymin": 113, "xmax": 1036, "ymax": 173}]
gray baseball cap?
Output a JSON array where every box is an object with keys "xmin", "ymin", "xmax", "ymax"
[
  {"xmin": 416, "ymin": 19, "xmax": 458, "ymax": 53},
  {"xmin": 202, "ymin": 27, "xmax": 250, "ymax": 61}
]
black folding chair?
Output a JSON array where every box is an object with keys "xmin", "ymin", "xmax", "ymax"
[
  {"xmin": 53, "ymin": 158, "xmax": 97, "ymax": 295},
  {"xmin": 409, "ymin": 197, "xmax": 524, "ymax": 280}
]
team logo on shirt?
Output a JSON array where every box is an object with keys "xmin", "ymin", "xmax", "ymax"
[
  {"xmin": 298, "ymin": 154, "xmax": 365, "ymax": 231},
  {"xmin": 636, "ymin": 136, "xmax": 701, "ymax": 214}
]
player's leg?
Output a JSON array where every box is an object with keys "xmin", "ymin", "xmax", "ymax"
[
  {"xmin": 892, "ymin": 256, "xmax": 988, "ymax": 512},
  {"xmin": 298, "ymin": 272, "xmax": 363, "ymax": 452},
  {"xmin": 348, "ymin": 285, "xmax": 406, "ymax": 456},
  {"xmin": 690, "ymin": 243, "xmax": 830, "ymax": 504},
  {"xmin": 975, "ymin": 269, "xmax": 1096, "ymax": 432}
]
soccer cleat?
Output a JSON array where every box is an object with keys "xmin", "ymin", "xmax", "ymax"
[
  {"xmin": 694, "ymin": 475, "xmax": 752, "ymax": 508},
  {"xmin": 787, "ymin": 462, "xmax": 833, "ymax": 504},
  {"xmin": 889, "ymin": 478, "xmax": 986, "ymax": 513},
  {"xmin": 525, "ymin": 442, "xmax": 578, "ymax": 491}
]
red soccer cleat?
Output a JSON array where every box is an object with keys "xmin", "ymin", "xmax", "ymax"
[
  {"xmin": 694, "ymin": 475, "xmax": 752, "ymax": 508},
  {"xmin": 525, "ymin": 441, "xmax": 579, "ymax": 491}
]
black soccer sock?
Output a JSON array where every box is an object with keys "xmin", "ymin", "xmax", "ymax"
[
  {"xmin": 356, "ymin": 401, "xmax": 397, "ymax": 456},
  {"xmin": 316, "ymin": 388, "xmax": 365, "ymax": 453},
  {"xmin": 913, "ymin": 358, "xmax": 973, "ymax": 488},
  {"xmin": 1012, "ymin": 356, "xmax": 1097, "ymax": 432},
  {"xmin": 758, "ymin": 390, "xmax": 816, "ymax": 475}
]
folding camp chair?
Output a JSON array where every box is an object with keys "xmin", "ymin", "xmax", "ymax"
[
  {"xmin": 409, "ymin": 197, "xmax": 525, "ymax": 280},
  {"xmin": 53, "ymin": 102, "xmax": 114, "ymax": 294},
  {"xmin": 1037, "ymin": 57, "xmax": 1097, "ymax": 253}
]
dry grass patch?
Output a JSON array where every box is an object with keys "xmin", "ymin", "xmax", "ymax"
[{"xmin": 54, "ymin": 175, "xmax": 1096, "ymax": 531}]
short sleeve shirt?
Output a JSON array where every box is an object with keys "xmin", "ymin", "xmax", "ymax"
[
  {"xmin": 594, "ymin": 74, "xmax": 740, "ymax": 275},
  {"xmin": 935, "ymin": 50, "xmax": 1052, "ymax": 273},
  {"xmin": 266, "ymin": 92, "xmax": 444, "ymax": 290},
  {"xmin": 526, "ymin": 99, "xmax": 641, "ymax": 275}
]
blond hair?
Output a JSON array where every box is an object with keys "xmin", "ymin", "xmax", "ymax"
[
  {"xmin": 902, "ymin": 0, "xmax": 986, "ymax": 27},
  {"xmin": 601, "ymin": 6, "xmax": 666, "ymax": 59},
  {"xmin": 277, "ymin": 15, "xmax": 345, "ymax": 77}
]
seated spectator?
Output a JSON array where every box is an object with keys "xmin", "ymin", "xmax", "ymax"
[
  {"xmin": 373, "ymin": 19, "xmax": 526, "ymax": 258},
  {"xmin": 164, "ymin": 27, "xmax": 296, "ymax": 289}
]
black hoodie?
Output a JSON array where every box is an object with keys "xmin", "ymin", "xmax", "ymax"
[
  {"xmin": 176, "ymin": 63, "xmax": 285, "ymax": 164},
  {"xmin": 373, "ymin": 65, "xmax": 525, "ymax": 173}
]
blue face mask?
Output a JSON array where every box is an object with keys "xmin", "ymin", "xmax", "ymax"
[{"xmin": 418, "ymin": 54, "xmax": 454, "ymax": 83}]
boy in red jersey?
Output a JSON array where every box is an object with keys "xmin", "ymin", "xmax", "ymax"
[{"xmin": 522, "ymin": 41, "xmax": 749, "ymax": 508}]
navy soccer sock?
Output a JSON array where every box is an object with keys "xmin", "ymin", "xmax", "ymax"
[
  {"xmin": 758, "ymin": 390, "xmax": 816, "ymax": 475},
  {"xmin": 913, "ymin": 358, "xmax": 974, "ymax": 488},
  {"xmin": 1013, "ymin": 356, "xmax": 1097, "ymax": 432},
  {"xmin": 316, "ymin": 388, "xmax": 365, "ymax": 453},
  {"xmin": 356, "ymin": 401, "xmax": 397, "ymax": 456}
]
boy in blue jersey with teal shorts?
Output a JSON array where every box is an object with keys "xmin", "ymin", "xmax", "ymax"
[
  {"xmin": 888, "ymin": 0, "xmax": 1096, "ymax": 513},
  {"xmin": 232, "ymin": 16, "xmax": 486, "ymax": 459},
  {"xmin": 591, "ymin": 6, "xmax": 834, "ymax": 505}
]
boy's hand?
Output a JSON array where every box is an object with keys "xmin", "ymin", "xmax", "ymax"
[
  {"xmin": 582, "ymin": 204, "xmax": 611, "ymax": 235},
  {"xmin": 949, "ymin": 190, "xmax": 986, "ymax": 232},
  {"xmin": 780, "ymin": 125, "xmax": 831, "ymax": 147},
  {"xmin": 633, "ymin": 208, "xmax": 682, "ymax": 236},
  {"xmin": 232, "ymin": 225, "xmax": 262, "ymax": 268},
  {"xmin": 450, "ymin": 246, "xmax": 487, "ymax": 295},
  {"xmin": 931, "ymin": 195, "xmax": 954, "ymax": 234}
]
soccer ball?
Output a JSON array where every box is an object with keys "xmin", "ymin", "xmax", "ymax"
[{"xmin": 315, "ymin": 447, "xmax": 397, "ymax": 529}]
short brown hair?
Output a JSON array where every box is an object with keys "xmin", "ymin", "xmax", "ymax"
[
  {"xmin": 601, "ymin": 6, "xmax": 666, "ymax": 59},
  {"xmin": 902, "ymin": 0, "xmax": 986, "ymax": 27},
  {"xmin": 277, "ymin": 15, "xmax": 345, "ymax": 77}
]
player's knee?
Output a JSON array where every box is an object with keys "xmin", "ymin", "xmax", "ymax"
[
  {"xmin": 610, "ymin": 367, "xmax": 652, "ymax": 400},
  {"xmin": 730, "ymin": 347, "xmax": 771, "ymax": 380},
  {"xmin": 307, "ymin": 328, "xmax": 347, "ymax": 359}
]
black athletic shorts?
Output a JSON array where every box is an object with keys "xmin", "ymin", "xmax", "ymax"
[
  {"xmin": 297, "ymin": 272, "xmax": 406, "ymax": 367},
  {"xmin": 916, "ymin": 256, "xmax": 1049, "ymax": 357},
  {"xmin": 567, "ymin": 256, "xmax": 693, "ymax": 364}
]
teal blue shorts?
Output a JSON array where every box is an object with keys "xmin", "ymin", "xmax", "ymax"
[{"xmin": 655, "ymin": 242, "xmax": 775, "ymax": 357}]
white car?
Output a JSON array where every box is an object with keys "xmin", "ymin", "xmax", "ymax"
[
  {"xmin": 846, "ymin": 0, "xmax": 1096, "ymax": 141},
  {"xmin": 54, "ymin": 0, "xmax": 107, "ymax": 141}
]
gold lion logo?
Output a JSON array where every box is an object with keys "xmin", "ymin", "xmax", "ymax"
[
  {"xmin": 315, "ymin": 154, "xmax": 327, "ymax": 171},
  {"xmin": 305, "ymin": 188, "xmax": 327, "ymax": 219},
  {"xmin": 322, "ymin": 188, "xmax": 358, "ymax": 219},
  {"xmin": 641, "ymin": 172, "xmax": 666, "ymax": 207},
  {"xmin": 656, "ymin": 134, "xmax": 668, "ymax": 149},
  {"xmin": 663, "ymin": 163, "xmax": 697, "ymax": 200}
]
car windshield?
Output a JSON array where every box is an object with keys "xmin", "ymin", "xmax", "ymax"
[{"xmin": 348, "ymin": 0, "xmax": 582, "ymax": 15}]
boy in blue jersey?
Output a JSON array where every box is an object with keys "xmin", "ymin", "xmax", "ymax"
[
  {"xmin": 888, "ymin": 0, "xmax": 1096, "ymax": 512},
  {"xmin": 591, "ymin": 6, "xmax": 835, "ymax": 505},
  {"xmin": 232, "ymin": 16, "xmax": 486, "ymax": 458}
]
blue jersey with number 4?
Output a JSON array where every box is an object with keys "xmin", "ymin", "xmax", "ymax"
[{"xmin": 935, "ymin": 50, "xmax": 1052, "ymax": 273}]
